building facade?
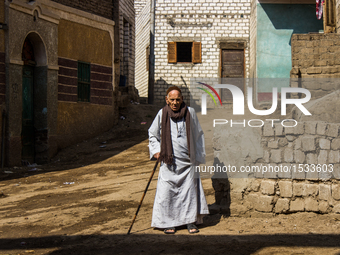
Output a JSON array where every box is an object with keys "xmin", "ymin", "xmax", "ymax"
[
  {"xmin": 136, "ymin": 0, "xmax": 338, "ymax": 104},
  {"xmin": 1, "ymin": 0, "xmax": 117, "ymax": 166}
]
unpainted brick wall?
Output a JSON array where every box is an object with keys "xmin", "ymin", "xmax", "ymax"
[
  {"xmin": 211, "ymin": 121, "xmax": 340, "ymax": 216},
  {"xmin": 290, "ymin": 33, "xmax": 340, "ymax": 98},
  {"xmin": 51, "ymin": 0, "xmax": 114, "ymax": 20}
]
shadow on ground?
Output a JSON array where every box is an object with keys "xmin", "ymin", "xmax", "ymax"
[
  {"xmin": 1, "ymin": 233, "xmax": 340, "ymax": 255},
  {"xmin": 0, "ymin": 103, "xmax": 162, "ymax": 182}
]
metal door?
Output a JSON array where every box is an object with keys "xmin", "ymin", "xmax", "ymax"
[
  {"xmin": 221, "ymin": 49, "xmax": 244, "ymax": 102},
  {"xmin": 22, "ymin": 65, "xmax": 35, "ymax": 163}
]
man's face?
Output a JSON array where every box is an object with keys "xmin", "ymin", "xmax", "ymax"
[{"xmin": 166, "ymin": 90, "xmax": 183, "ymax": 112}]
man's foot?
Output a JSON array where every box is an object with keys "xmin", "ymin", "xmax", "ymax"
[
  {"xmin": 187, "ymin": 223, "xmax": 199, "ymax": 234},
  {"xmin": 164, "ymin": 227, "xmax": 176, "ymax": 234}
]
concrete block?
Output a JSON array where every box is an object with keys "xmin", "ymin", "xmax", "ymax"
[
  {"xmin": 318, "ymin": 150, "xmax": 328, "ymax": 164},
  {"xmin": 319, "ymin": 184, "xmax": 331, "ymax": 201},
  {"xmin": 277, "ymin": 163, "xmax": 292, "ymax": 179},
  {"xmin": 319, "ymin": 201, "xmax": 329, "ymax": 213},
  {"xmin": 264, "ymin": 150, "xmax": 270, "ymax": 163},
  {"xmin": 270, "ymin": 149, "xmax": 281, "ymax": 163},
  {"xmin": 284, "ymin": 126, "xmax": 295, "ymax": 135},
  {"xmin": 279, "ymin": 181, "xmax": 293, "ymax": 198},
  {"xmin": 244, "ymin": 193, "xmax": 258, "ymax": 209},
  {"xmin": 254, "ymin": 163, "xmax": 264, "ymax": 178},
  {"xmin": 294, "ymin": 138, "xmax": 302, "ymax": 150},
  {"xmin": 294, "ymin": 150, "xmax": 305, "ymax": 164},
  {"xmin": 255, "ymin": 195, "xmax": 274, "ymax": 212},
  {"xmin": 294, "ymin": 122, "xmax": 304, "ymax": 135},
  {"xmin": 263, "ymin": 164, "xmax": 278, "ymax": 179},
  {"xmin": 333, "ymin": 164, "xmax": 340, "ymax": 179},
  {"xmin": 304, "ymin": 197, "xmax": 319, "ymax": 212},
  {"xmin": 261, "ymin": 180, "xmax": 276, "ymax": 195},
  {"xmin": 319, "ymin": 139, "xmax": 331, "ymax": 150},
  {"xmin": 304, "ymin": 122, "xmax": 317, "ymax": 134},
  {"xmin": 333, "ymin": 204, "xmax": 340, "ymax": 214},
  {"xmin": 332, "ymin": 184, "xmax": 340, "ymax": 200},
  {"xmin": 274, "ymin": 123, "xmax": 284, "ymax": 136},
  {"xmin": 319, "ymin": 169, "xmax": 333, "ymax": 181},
  {"xmin": 303, "ymin": 184, "xmax": 319, "ymax": 197},
  {"xmin": 263, "ymin": 123, "xmax": 274, "ymax": 136},
  {"xmin": 292, "ymin": 166, "xmax": 306, "ymax": 180},
  {"xmin": 329, "ymin": 150, "xmax": 340, "ymax": 163},
  {"xmin": 278, "ymin": 138, "xmax": 288, "ymax": 147},
  {"xmin": 302, "ymin": 136, "xmax": 316, "ymax": 152},
  {"xmin": 293, "ymin": 183, "xmax": 304, "ymax": 197},
  {"xmin": 326, "ymin": 124, "xmax": 339, "ymax": 137},
  {"xmin": 230, "ymin": 178, "xmax": 251, "ymax": 193},
  {"xmin": 275, "ymin": 198, "xmax": 290, "ymax": 213},
  {"xmin": 306, "ymin": 153, "xmax": 317, "ymax": 164},
  {"xmin": 305, "ymin": 168, "xmax": 319, "ymax": 180},
  {"xmin": 249, "ymin": 179, "xmax": 261, "ymax": 192},
  {"xmin": 316, "ymin": 122, "xmax": 327, "ymax": 135},
  {"xmin": 290, "ymin": 198, "xmax": 305, "ymax": 212},
  {"xmin": 284, "ymin": 148, "xmax": 294, "ymax": 163},
  {"xmin": 331, "ymin": 138, "xmax": 340, "ymax": 150},
  {"xmin": 268, "ymin": 140, "xmax": 279, "ymax": 149},
  {"xmin": 286, "ymin": 135, "xmax": 296, "ymax": 142}
]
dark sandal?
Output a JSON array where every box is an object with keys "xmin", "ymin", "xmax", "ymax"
[
  {"xmin": 164, "ymin": 227, "xmax": 176, "ymax": 234},
  {"xmin": 187, "ymin": 223, "xmax": 199, "ymax": 234}
]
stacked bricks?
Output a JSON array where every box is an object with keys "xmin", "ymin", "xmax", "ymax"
[
  {"xmin": 119, "ymin": 0, "xmax": 135, "ymax": 88},
  {"xmin": 51, "ymin": 0, "xmax": 114, "ymax": 20},
  {"xmin": 212, "ymin": 121, "xmax": 340, "ymax": 215},
  {"xmin": 290, "ymin": 33, "xmax": 340, "ymax": 99},
  {"xmin": 135, "ymin": 0, "xmax": 151, "ymax": 98},
  {"xmin": 153, "ymin": 0, "xmax": 252, "ymax": 104},
  {"xmin": 135, "ymin": 0, "xmax": 148, "ymax": 17}
]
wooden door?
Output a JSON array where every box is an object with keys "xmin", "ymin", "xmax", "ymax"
[{"xmin": 221, "ymin": 49, "xmax": 244, "ymax": 102}]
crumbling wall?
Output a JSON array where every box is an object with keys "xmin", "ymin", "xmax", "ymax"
[
  {"xmin": 211, "ymin": 121, "xmax": 340, "ymax": 216},
  {"xmin": 290, "ymin": 33, "xmax": 340, "ymax": 98}
]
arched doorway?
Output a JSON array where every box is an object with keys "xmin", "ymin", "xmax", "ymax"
[{"xmin": 21, "ymin": 33, "xmax": 48, "ymax": 164}]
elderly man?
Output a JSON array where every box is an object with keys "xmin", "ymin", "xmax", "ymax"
[{"xmin": 148, "ymin": 86, "xmax": 209, "ymax": 234}]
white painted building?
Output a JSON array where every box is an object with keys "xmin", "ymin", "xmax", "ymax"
[
  {"xmin": 135, "ymin": 0, "xmax": 336, "ymax": 104},
  {"xmin": 135, "ymin": 0, "xmax": 252, "ymax": 103}
]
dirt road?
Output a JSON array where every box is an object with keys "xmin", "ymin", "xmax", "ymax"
[{"xmin": 1, "ymin": 104, "xmax": 340, "ymax": 255}]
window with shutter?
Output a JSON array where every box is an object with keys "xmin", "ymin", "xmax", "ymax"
[
  {"xmin": 167, "ymin": 41, "xmax": 202, "ymax": 64},
  {"xmin": 192, "ymin": 42, "xmax": 202, "ymax": 63},
  {"xmin": 168, "ymin": 42, "xmax": 177, "ymax": 63}
]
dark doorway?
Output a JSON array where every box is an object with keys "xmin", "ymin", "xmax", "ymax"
[{"xmin": 22, "ymin": 65, "xmax": 35, "ymax": 163}]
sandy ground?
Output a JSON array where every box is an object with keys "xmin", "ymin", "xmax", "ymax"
[{"xmin": 1, "ymin": 103, "xmax": 340, "ymax": 255}]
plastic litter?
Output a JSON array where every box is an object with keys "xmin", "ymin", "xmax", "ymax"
[
  {"xmin": 141, "ymin": 122, "xmax": 147, "ymax": 125},
  {"xmin": 4, "ymin": 171, "xmax": 13, "ymax": 174},
  {"xmin": 63, "ymin": 182, "xmax": 75, "ymax": 185},
  {"xmin": 99, "ymin": 145, "xmax": 106, "ymax": 148},
  {"xmin": 120, "ymin": 116, "xmax": 126, "ymax": 120}
]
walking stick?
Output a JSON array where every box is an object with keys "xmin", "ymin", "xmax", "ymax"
[{"xmin": 127, "ymin": 160, "xmax": 159, "ymax": 235}]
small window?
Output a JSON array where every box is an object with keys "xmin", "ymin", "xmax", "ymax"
[
  {"xmin": 78, "ymin": 61, "xmax": 91, "ymax": 102},
  {"xmin": 168, "ymin": 41, "xmax": 201, "ymax": 64}
]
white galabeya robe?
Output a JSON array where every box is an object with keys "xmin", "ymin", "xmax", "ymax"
[{"xmin": 148, "ymin": 107, "xmax": 209, "ymax": 228}]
